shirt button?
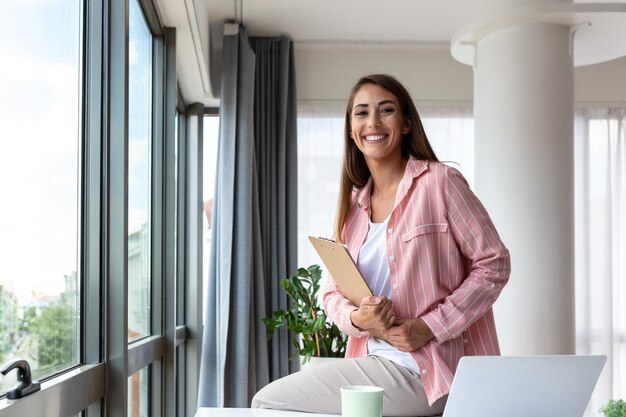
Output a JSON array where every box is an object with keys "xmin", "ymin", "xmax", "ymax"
[
  {"xmin": 463, "ymin": 338, "xmax": 468, "ymax": 344},
  {"xmin": 392, "ymin": 284, "xmax": 398, "ymax": 290},
  {"xmin": 389, "ymin": 255, "xmax": 395, "ymax": 261},
  {"xmin": 421, "ymin": 369, "xmax": 428, "ymax": 375},
  {"xmin": 387, "ymin": 228, "xmax": 393, "ymax": 234}
]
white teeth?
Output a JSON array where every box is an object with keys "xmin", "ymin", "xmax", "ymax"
[{"xmin": 365, "ymin": 134, "xmax": 385, "ymax": 141}]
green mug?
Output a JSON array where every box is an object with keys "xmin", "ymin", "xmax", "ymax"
[{"xmin": 340, "ymin": 385, "xmax": 384, "ymax": 417}]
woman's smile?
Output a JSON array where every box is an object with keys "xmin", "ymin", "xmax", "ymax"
[{"xmin": 362, "ymin": 133, "xmax": 388, "ymax": 142}]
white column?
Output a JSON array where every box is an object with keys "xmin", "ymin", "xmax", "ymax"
[{"xmin": 474, "ymin": 22, "xmax": 575, "ymax": 355}]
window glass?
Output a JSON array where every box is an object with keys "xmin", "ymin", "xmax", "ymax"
[
  {"xmin": 579, "ymin": 117, "xmax": 626, "ymax": 406},
  {"xmin": 422, "ymin": 117, "xmax": 475, "ymax": 187},
  {"xmin": 202, "ymin": 115, "xmax": 219, "ymax": 322},
  {"xmin": 128, "ymin": 0, "xmax": 153, "ymax": 342},
  {"xmin": 176, "ymin": 345, "xmax": 185, "ymax": 416},
  {"xmin": 296, "ymin": 117, "xmax": 344, "ymax": 267},
  {"xmin": 128, "ymin": 367, "xmax": 149, "ymax": 417},
  {"xmin": 0, "ymin": 0, "xmax": 81, "ymax": 394}
]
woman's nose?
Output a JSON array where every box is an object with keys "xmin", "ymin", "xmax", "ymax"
[{"xmin": 368, "ymin": 113, "xmax": 381, "ymax": 127}]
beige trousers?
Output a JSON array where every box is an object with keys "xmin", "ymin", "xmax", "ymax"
[{"xmin": 251, "ymin": 356, "xmax": 447, "ymax": 416}]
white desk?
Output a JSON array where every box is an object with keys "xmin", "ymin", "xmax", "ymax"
[
  {"xmin": 195, "ymin": 405, "xmax": 595, "ymax": 417},
  {"xmin": 195, "ymin": 408, "xmax": 337, "ymax": 417}
]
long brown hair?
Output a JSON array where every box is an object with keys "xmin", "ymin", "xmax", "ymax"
[{"xmin": 333, "ymin": 74, "xmax": 439, "ymax": 243}]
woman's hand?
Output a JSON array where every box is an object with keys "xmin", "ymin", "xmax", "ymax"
[
  {"xmin": 350, "ymin": 296, "xmax": 395, "ymax": 331},
  {"xmin": 384, "ymin": 318, "xmax": 434, "ymax": 352}
]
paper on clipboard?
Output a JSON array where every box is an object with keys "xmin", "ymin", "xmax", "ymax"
[{"xmin": 308, "ymin": 236, "xmax": 373, "ymax": 306}]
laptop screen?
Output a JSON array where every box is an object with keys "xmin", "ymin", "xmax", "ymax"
[{"xmin": 443, "ymin": 355, "xmax": 606, "ymax": 417}]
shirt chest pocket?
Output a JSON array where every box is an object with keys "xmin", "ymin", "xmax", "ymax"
[{"xmin": 401, "ymin": 223, "xmax": 449, "ymax": 242}]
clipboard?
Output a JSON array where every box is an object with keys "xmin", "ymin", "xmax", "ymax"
[{"xmin": 308, "ymin": 236, "xmax": 373, "ymax": 306}]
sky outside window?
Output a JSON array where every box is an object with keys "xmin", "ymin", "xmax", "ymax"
[{"xmin": 0, "ymin": 0, "xmax": 81, "ymax": 392}]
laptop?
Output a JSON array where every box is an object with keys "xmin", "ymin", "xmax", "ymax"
[{"xmin": 442, "ymin": 355, "xmax": 606, "ymax": 417}]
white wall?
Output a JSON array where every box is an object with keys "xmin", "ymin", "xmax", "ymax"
[
  {"xmin": 295, "ymin": 46, "xmax": 626, "ymax": 105},
  {"xmin": 295, "ymin": 46, "xmax": 473, "ymax": 104},
  {"xmin": 575, "ymin": 56, "xmax": 626, "ymax": 104}
]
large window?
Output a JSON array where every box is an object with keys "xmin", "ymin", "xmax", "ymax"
[
  {"xmin": 0, "ymin": 1, "xmax": 199, "ymax": 416},
  {"xmin": 0, "ymin": 0, "xmax": 81, "ymax": 391},
  {"xmin": 575, "ymin": 108, "xmax": 626, "ymax": 412}
]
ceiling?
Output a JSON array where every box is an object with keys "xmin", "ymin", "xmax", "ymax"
[
  {"xmin": 157, "ymin": 0, "xmax": 495, "ymax": 106},
  {"xmin": 155, "ymin": 0, "xmax": 623, "ymax": 106},
  {"xmin": 205, "ymin": 0, "xmax": 488, "ymax": 44},
  {"xmin": 207, "ymin": 0, "xmax": 619, "ymax": 42}
]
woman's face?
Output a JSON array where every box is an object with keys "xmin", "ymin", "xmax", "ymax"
[{"xmin": 349, "ymin": 83, "xmax": 410, "ymax": 164}]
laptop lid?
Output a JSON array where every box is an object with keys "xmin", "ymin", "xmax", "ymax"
[{"xmin": 443, "ymin": 355, "xmax": 606, "ymax": 417}]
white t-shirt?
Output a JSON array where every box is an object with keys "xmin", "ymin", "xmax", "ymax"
[{"xmin": 358, "ymin": 216, "xmax": 420, "ymax": 374}]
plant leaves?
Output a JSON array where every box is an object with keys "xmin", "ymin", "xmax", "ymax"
[{"xmin": 262, "ymin": 264, "xmax": 347, "ymax": 358}]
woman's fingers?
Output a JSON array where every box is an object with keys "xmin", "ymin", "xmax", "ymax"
[
  {"xmin": 354, "ymin": 296, "xmax": 396, "ymax": 330},
  {"xmin": 384, "ymin": 305, "xmax": 396, "ymax": 327},
  {"xmin": 360, "ymin": 295, "xmax": 382, "ymax": 307},
  {"xmin": 383, "ymin": 318, "xmax": 434, "ymax": 352}
]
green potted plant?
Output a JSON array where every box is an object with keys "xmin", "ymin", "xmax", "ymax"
[
  {"xmin": 600, "ymin": 399, "xmax": 626, "ymax": 417},
  {"xmin": 263, "ymin": 264, "xmax": 347, "ymax": 365}
]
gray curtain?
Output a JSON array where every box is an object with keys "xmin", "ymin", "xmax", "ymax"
[{"xmin": 198, "ymin": 24, "xmax": 298, "ymax": 408}]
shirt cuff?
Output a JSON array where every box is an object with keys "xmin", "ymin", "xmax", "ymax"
[
  {"xmin": 420, "ymin": 312, "xmax": 453, "ymax": 344},
  {"xmin": 346, "ymin": 307, "xmax": 371, "ymax": 338}
]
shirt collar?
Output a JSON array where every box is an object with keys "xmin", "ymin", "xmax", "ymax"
[{"xmin": 356, "ymin": 156, "xmax": 430, "ymax": 210}]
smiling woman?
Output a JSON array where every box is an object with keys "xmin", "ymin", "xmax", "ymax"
[{"xmin": 253, "ymin": 74, "xmax": 510, "ymax": 416}]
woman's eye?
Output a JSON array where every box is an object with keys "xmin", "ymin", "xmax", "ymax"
[
  {"xmin": 354, "ymin": 110, "xmax": 367, "ymax": 117},
  {"xmin": 380, "ymin": 107, "xmax": 394, "ymax": 114}
]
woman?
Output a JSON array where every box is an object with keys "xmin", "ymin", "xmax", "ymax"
[{"xmin": 252, "ymin": 74, "xmax": 511, "ymax": 416}]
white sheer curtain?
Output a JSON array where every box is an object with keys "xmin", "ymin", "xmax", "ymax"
[
  {"xmin": 575, "ymin": 108, "xmax": 626, "ymax": 415},
  {"xmin": 297, "ymin": 102, "xmax": 474, "ymax": 269}
]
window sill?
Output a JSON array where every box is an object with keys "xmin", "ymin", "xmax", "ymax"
[{"xmin": 0, "ymin": 363, "xmax": 104, "ymax": 417}]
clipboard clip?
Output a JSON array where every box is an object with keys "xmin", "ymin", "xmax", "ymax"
[{"xmin": 318, "ymin": 236, "xmax": 349, "ymax": 250}]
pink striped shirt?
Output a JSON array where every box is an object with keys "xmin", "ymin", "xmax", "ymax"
[{"xmin": 322, "ymin": 158, "xmax": 511, "ymax": 406}]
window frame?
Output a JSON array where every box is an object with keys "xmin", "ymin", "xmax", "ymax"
[
  {"xmin": 0, "ymin": 0, "xmax": 200, "ymax": 415},
  {"xmin": 180, "ymin": 103, "xmax": 204, "ymax": 417}
]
